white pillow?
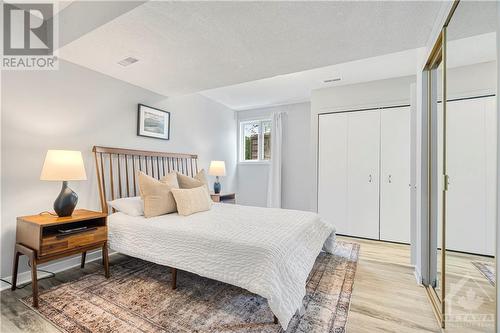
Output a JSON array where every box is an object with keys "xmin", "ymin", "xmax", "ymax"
[{"xmin": 108, "ymin": 196, "xmax": 144, "ymax": 216}]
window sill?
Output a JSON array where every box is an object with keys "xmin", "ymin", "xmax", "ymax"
[{"xmin": 238, "ymin": 161, "xmax": 270, "ymax": 166}]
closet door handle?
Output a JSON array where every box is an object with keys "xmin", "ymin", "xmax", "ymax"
[
  {"xmin": 444, "ymin": 175, "xmax": 450, "ymax": 191},
  {"xmin": 388, "ymin": 175, "xmax": 392, "ymax": 183},
  {"xmin": 368, "ymin": 174, "xmax": 372, "ymax": 183}
]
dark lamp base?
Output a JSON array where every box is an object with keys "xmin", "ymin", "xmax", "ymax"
[
  {"xmin": 214, "ymin": 181, "xmax": 221, "ymax": 194},
  {"xmin": 54, "ymin": 181, "xmax": 78, "ymax": 217}
]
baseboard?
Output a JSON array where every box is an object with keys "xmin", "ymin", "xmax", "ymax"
[
  {"xmin": 0, "ymin": 249, "xmax": 116, "ymax": 291},
  {"xmin": 414, "ymin": 266, "xmax": 423, "ymax": 286}
]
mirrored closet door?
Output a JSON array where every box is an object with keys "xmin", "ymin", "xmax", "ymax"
[
  {"xmin": 445, "ymin": 2, "xmax": 496, "ymax": 331},
  {"xmin": 427, "ymin": 1, "xmax": 497, "ymax": 330}
]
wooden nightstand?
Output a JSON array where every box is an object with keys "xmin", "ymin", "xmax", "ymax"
[
  {"xmin": 210, "ymin": 192, "xmax": 236, "ymax": 204},
  {"xmin": 12, "ymin": 209, "xmax": 109, "ymax": 307}
]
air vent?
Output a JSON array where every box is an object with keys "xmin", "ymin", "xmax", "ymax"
[
  {"xmin": 323, "ymin": 77, "xmax": 341, "ymax": 83},
  {"xmin": 118, "ymin": 57, "xmax": 139, "ymax": 67}
]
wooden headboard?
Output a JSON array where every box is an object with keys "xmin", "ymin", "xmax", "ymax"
[{"xmin": 92, "ymin": 146, "xmax": 198, "ymax": 214}]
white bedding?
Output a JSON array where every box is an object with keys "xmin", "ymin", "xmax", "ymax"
[{"xmin": 108, "ymin": 203, "xmax": 336, "ymax": 329}]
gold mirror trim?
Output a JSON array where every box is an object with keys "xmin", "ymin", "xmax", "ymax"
[
  {"xmin": 440, "ymin": 26, "xmax": 447, "ymax": 323},
  {"xmin": 424, "ymin": 13, "xmax": 452, "ymax": 331},
  {"xmin": 426, "ymin": 286, "xmax": 443, "ymax": 326},
  {"xmin": 424, "ymin": 30, "xmax": 446, "ymax": 328},
  {"xmin": 424, "ymin": 37, "xmax": 446, "ymax": 327}
]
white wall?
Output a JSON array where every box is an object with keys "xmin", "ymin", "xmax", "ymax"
[
  {"xmin": 443, "ymin": 61, "xmax": 496, "ymax": 98},
  {"xmin": 1, "ymin": 60, "xmax": 236, "ymax": 281},
  {"xmin": 236, "ymin": 102, "xmax": 312, "ymax": 211}
]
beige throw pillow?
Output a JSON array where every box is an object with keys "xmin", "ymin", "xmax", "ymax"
[
  {"xmin": 137, "ymin": 171, "xmax": 178, "ymax": 218},
  {"xmin": 171, "ymin": 186, "xmax": 212, "ymax": 216},
  {"xmin": 160, "ymin": 172, "xmax": 179, "ymax": 188},
  {"xmin": 177, "ymin": 169, "xmax": 211, "ymax": 200},
  {"xmin": 176, "ymin": 169, "xmax": 208, "ymax": 188}
]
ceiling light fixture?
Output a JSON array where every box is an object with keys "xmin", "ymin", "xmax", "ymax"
[
  {"xmin": 323, "ymin": 78, "xmax": 341, "ymax": 83},
  {"xmin": 118, "ymin": 57, "xmax": 139, "ymax": 67}
]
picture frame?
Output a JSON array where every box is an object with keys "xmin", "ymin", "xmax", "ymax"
[{"xmin": 137, "ymin": 104, "xmax": 170, "ymax": 140}]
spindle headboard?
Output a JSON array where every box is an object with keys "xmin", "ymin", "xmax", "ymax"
[{"xmin": 92, "ymin": 146, "xmax": 199, "ymax": 214}]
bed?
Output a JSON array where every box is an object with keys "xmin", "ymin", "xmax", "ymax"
[{"xmin": 93, "ymin": 146, "xmax": 336, "ymax": 329}]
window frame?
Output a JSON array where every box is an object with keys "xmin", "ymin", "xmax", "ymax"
[{"xmin": 239, "ymin": 119, "xmax": 271, "ymax": 163}]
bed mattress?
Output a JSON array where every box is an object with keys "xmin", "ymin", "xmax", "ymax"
[{"xmin": 108, "ymin": 203, "xmax": 336, "ymax": 329}]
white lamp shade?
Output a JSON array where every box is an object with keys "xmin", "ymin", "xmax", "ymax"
[
  {"xmin": 208, "ymin": 160, "xmax": 226, "ymax": 176},
  {"xmin": 40, "ymin": 150, "xmax": 87, "ymax": 181}
]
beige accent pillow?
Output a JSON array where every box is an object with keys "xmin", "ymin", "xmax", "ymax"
[
  {"xmin": 177, "ymin": 169, "xmax": 211, "ymax": 200},
  {"xmin": 176, "ymin": 169, "xmax": 208, "ymax": 188},
  {"xmin": 171, "ymin": 186, "xmax": 212, "ymax": 216},
  {"xmin": 137, "ymin": 171, "xmax": 178, "ymax": 218},
  {"xmin": 160, "ymin": 172, "xmax": 179, "ymax": 188}
]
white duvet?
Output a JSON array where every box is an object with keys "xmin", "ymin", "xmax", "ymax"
[{"xmin": 108, "ymin": 203, "xmax": 336, "ymax": 329}]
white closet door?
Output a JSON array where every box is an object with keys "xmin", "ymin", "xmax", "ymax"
[
  {"xmin": 318, "ymin": 113, "xmax": 348, "ymax": 234},
  {"xmin": 446, "ymin": 98, "xmax": 487, "ymax": 254},
  {"xmin": 380, "ymin": 107, "xmax": 411, "ymax": 243},
  {"xmin": 347, "ymin": 111, "xmax": 380, "ymax": 239}
]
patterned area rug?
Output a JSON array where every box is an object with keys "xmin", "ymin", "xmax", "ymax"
[
  {"xmin": 21, "ymin": 241, "xmax": 359, "ymax": 333},
  {"xmin": 472, "ymin": 261, "xmax": 495, "ymax": 286}
]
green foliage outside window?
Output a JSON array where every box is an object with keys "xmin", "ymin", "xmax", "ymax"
[{"xmin": 241, "ymin": 121, "xmax": 271, "ymax": 161}]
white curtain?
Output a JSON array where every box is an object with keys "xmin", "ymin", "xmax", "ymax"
[{"xmin": 267, "ymin": 112, "xmax": 285, "ymax": 208}]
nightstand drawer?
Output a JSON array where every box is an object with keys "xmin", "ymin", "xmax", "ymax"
[{"xmin": 40, "ymin": 226, "xmax": 107, "ymax": 256}]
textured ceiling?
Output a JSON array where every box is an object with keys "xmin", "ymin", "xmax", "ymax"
[
  {"xmin": 447, "ymin": 1, "xmax": 496, "ymax": 41},
  {"xmin": 200, "ymin": 48, "xmax": 423, "ymax": 111},
  {"xmin": 56, "ymin": 1, "xmax": 146, "ymax": 48},
  {"xmin": 59, "ymin": 1, "xmax": 443, "ymax": 97},
  {"xmin": 201, "ymin": 31, "xmax": 496, "ymax": 111}
]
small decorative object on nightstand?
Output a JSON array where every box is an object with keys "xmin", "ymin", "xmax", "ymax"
[
  {"xmin": 11, "ymin": 209, "xmax": 109, "ymax": 308},
  {"xmin": 210, "ymin": 192, "xmax": 236, "ymax": 204},
  {"xmin": 208, "ymin": 161, "xmax": 226, "ymax": 194},
  {"xmin": 40, "ymin": 150, "xmax": 87, "ymax": 217}
]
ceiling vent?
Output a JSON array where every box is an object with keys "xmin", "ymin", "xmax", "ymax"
[
  {"xmin": 118, "ymin": 57, "xmax": 139, "ymax": 67},
  {"xmin": 323, "ymin": 77, "xmax": 341, "ymax": 83}
]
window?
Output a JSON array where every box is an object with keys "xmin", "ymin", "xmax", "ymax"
[{"xmin": 240, "ymin": 119, "xmax": 271, "ymax": 162}]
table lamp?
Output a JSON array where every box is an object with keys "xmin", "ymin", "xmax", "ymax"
[
  {"xmin": 40, "ymin": 150, "xmax": 87, "ymax": 217},
  {"xmin": 208, "ymin": 161, "xmax": 226, "ymax": 194}
]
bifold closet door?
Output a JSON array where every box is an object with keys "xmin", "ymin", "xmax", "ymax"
[
  {"xmin": 379, "ymin": 107, "xmax": 411, "ymax": 243},
  {"xmin": 318, "ymin": 113, "xmax": 348, "ymax": 234},
  {"xmin": 347, "ymin": 111, "xmax": 380, "ymax": 239}
]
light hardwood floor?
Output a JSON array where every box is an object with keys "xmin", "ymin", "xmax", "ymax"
[
  {"xmin": 343, "ymin": 236, "xmax": 496, "ymax": 333},
  {"xmin": 1, "ymin": 237, "xmax": 493, "ymax": 332},
  {"xmin": 338, "ymin": 236, "xmax": 441, "ymax": 333},
  {"xmin": 443, "ymin": 250, "xmax": 495, "ymax": 332}
]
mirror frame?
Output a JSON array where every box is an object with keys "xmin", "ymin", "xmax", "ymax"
[
  {"xmin": 423, "ymin": 1, "xmax": 460, "ymax": 328},
  {"xmin": 424, "ymin": 27, "xmax": 446, "ymax": 328}
]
